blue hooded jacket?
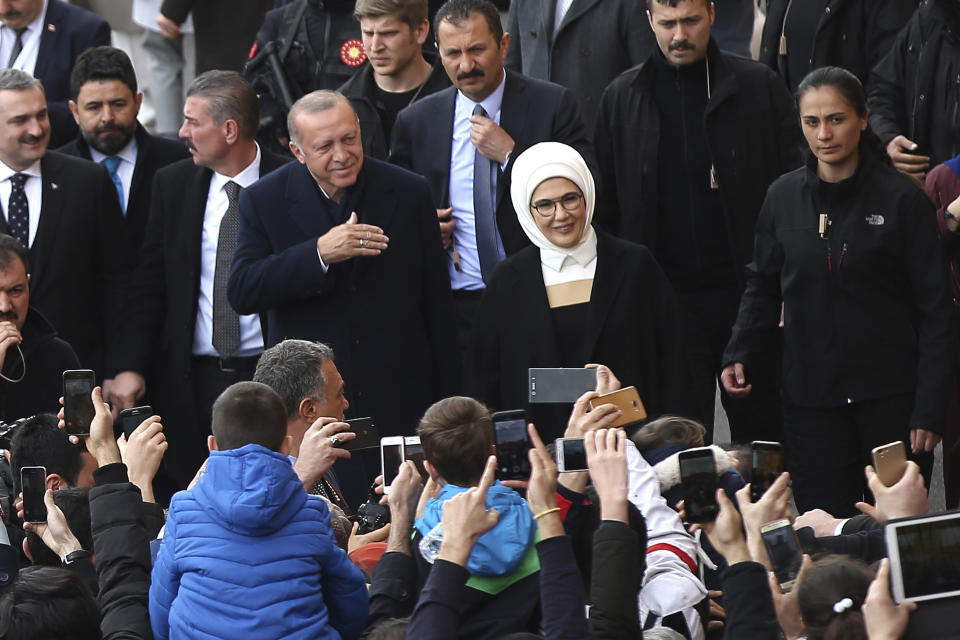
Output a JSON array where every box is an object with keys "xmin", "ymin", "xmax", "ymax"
[
  {"xmin": 149, "ymin": 444, "xmax": 368, "ymax": 639},
  {"xmin": 415, "ymin": 481, "xmax": 536, "ymax": 577}
]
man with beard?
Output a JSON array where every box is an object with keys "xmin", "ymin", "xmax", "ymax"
[
  {"xmin": 0, "ymin": 233, "xmax": 79, "ymax": 421},
  {"xmin": 0, "ymin": 68, "xmax": 127, "ymax": 376},
  {"xmin": 60, "ymin": 46, "xmax": 189, "ymax": 255}
]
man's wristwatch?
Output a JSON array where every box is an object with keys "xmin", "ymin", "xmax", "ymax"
[{"xmin": 62, "ymin": 549, "xmax": 91, "ymax": 565}]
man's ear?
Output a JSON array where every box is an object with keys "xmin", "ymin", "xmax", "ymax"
[
  {"xmin": 299, "ymin": 396, "xmax": 317, "ymax": 422},
  {"xmin": 68, "ymin": 100, "xmax": 80, "ymax": 125},
  {"xmin": 424, "ymin": 459, "xmax": 443, "ymax": 484},
  {"xmin": 21, "ymin": 537, "xmax": 32, "ymax": 563},
  {"xmin": 207, "ymin": 435, "xmax": 219, "ymax": 452},
  {"xmin": 222, "ymin": 118, "xmax": 239, "ymax": 145},
  {"xmin": 278, "ymin": 435, "xmax": 292, "ymax": 457},
  {"xmin": 45, "ymin": 473, "xmax": 65, "ymax": 491}
]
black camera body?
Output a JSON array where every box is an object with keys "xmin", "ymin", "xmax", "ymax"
[{"xmin": 356, "ymin": 500, "xmax": 390, "ymax": 535}]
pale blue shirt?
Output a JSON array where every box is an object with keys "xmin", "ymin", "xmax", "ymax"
[
  {"xmin": 448, "ymin": 72, "xmax": 508, "ymax": 291},
  {"xmin": 90, "ymin": 135, "xmax": 139, "ymax": 211}
]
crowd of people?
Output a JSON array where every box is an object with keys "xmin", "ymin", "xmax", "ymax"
[{"xmin": 0, "ymin": 0, "xmax": 953, "ymax": 637}]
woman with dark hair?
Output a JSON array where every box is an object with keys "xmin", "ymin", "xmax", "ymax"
[
  {"xmin": 721, "ymin": 66, "xmax": 956, "ymax": 515},
  {"xmin": 796, "ymin": 556, "xmax": 875, "ymax": 640},
  {"xmin": 469, "ymin": 142, "xmax": 688, "ymax": 442}
]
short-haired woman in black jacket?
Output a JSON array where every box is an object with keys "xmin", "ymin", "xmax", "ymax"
[{"xmin": 721, "ymin": 66, "xmax": 956, "ymax": 516}]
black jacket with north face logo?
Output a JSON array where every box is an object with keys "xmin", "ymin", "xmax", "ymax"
[{"xmin": 723, "ymin": 149, "xmax": 956, "ymax": 431}]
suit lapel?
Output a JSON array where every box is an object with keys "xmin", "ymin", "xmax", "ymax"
[
  {"xmin": 513, "ymin": 250, "xmax": 562, "ymax": 364},
  {"xmin": 351, "ymin": 162, "xmax": 397, "ymax": 282},
  {"xmin": 285, "ymin": 162, "xmax": 334, "ymax": 239},
  {"xmin": 30, "ymin": 156, "xmax": 65, "ymax": 288},
  {"xmin": 540, "ymin": 0, "xmax": 558, "ymax": 40},
  {"xmin": 583, "ymin": 232, "xmax": 626, "ymax": 357},
  {"xmin": 185, "ymin": 167, "xmax": 212, "ymax": 307},
  {"xmin": 128, "ymin": 126, "xmax": 151, "ymax": 205},
  {"xmin": 32, "ymin": 2, "xmax": 60, "ymax": 84},
  {"xmin": 497, "ymin": 73, "xmax": 525, "ymax": 209},
  {"xmin": 437, "ymin": 89, "xmax": 456, "ymax": 207},
  {"xmin": 556, "ymin": 0, "xmax": 601, "ymax": 36}
]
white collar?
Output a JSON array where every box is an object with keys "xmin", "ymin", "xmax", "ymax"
[
  {"xmin": 539, "ymin": 228, "xmax": 598, "ymax": 273},
  {"xmin": 0, "ymin": 159, "xmax": 41, "ymax": 182},
  {"xmin": 210, "ymin": 143, "xmax": 261, "ymax": 191}
]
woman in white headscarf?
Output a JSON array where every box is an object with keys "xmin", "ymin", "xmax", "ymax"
[{"xmin": 468, "ymin": 142, "xmax": 688, "ymax": 441}]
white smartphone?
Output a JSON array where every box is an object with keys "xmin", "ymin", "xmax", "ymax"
[
  {"xmin": 555, "ymin": 437, "xmax": 588, "ymax": 473},
  {"xmin": 886, "ymin": 511, "xmax": 960, "ymax": 603},
  {"xmin": 380, "ymin": 436, "xmax": 405, "ymax": 495}
]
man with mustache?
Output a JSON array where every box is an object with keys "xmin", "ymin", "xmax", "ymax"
[
  {"xmin": 0, "ymin": 68, "xmax": 127, "ymax": 378},
  {"xmin": 105, "ymin": 71, "xmax": 289, "ymax": 490},
  {"xmin": 390, "ymin": 0, "xmax": 594, "ymax": 362},
  {"xmin": 593, "ymin": 0, "xmax": 802, "ymax": 444},
  {"xmin": 228, "ymin": 90, "xmax": 459, "ymax": 505},
  {"xmin": 59, "ymin": 46, "xmax": 189, "ymax": 256},
  {"xmin": 0, "ymin": 233, "xmax": 78, "ymax": 421},
  {"xmin": 0, "ymin": 0, "xmax": 109, "ymax": 147}
]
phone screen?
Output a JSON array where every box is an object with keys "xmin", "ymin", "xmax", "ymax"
[
  {"xmin": 494, "ymin": 416, "xmax": 531, "ymax": 480},
  {"xmin": 751, "ymin": 442, "xmax": 784, "ymax": 502},
  {"xmin": 895, "ymin": 518, "xmax": 960, "ymax": 600},
  {"xmin": 21, "ymin": 466, "xmax": 46, "ymax": 523},
  {"xmin": 63, "ymin": 371, "xmax": 95, "ymax": 436},
  {"xmin": 382, "ymin": 444, "xmax": 404, "ymax": 487},
  {"xmin": 762, "ymin": 524, "xmax": 803, "ymax": 585},
  {"xmin": 560, "ymin": 438, "xmax": 587, "ymax": 472},
  {"xmin": 680, "ymin": 451, "xmax": 719, "ymax": 523},
  {"xmin": 404, "ymin": 439, "xmax": 428, "ymax": 480}
]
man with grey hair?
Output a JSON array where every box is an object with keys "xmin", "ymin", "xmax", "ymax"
[
  {"xmin": 229, "ymin": 90, "xmax": 459, "ymax": 495},
  {"xmin": 106, "ymin": 70, "xmax": 289, "ymax": 489},
  {"xmin": 0, "ymin": 67, "xmax": 127, "ymax": 377}
]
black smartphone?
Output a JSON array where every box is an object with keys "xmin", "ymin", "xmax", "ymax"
[
  {"xmin": 528, "ymin": 368, "xmax": 597, "ymax": 403},
  {"xmin": 118, "ymin": 405, "xmax": 153, "ymax": 441},
  {"xmin": 492, "ymin": 409, "xmax": 531, "ymax": 480},
  {"xmin": 63, "ymin": 369, "xmax": 95, "ymax": 436},
  {"xmin": 751, "ymin": 441, "xmax": 784, "ymax": 502},
  {"xmin": 339, "ymin": 417, "xmax": 379, "ymax": 451},
  {"xmin": 405, "ymin": 436, "xmax": 428, "ymax": 480},
  {"xmin": 20, "ymin": 465, "xmax": 46, "ymax": 523},
  {"xmin": 761, "ymin": 519, "xmax": 803, "ymax": 592},
  {"xmin": 679, "ymin": 447, "xmax": 719, "ymax": 523},
  {"xmin": 556, "ymin": 437, "xmax": 588, "ymax": 472}
]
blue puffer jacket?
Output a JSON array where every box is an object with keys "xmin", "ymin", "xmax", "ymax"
[
  {"xmin": 415, "ymin": 481, "xmax": 536, "ymax": 576},
  {"xmin": 149, "ymin": 444, "xmax": 368, "ymax": 640}
]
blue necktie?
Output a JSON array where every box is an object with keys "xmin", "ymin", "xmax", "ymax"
[
  {"xmin": 7, "ymin": 173, "xmax": 28, "ymax": 248},
  {"xmin": 472, "ymin": 104, "xmax": 498, "ymax": 284},
  {"xmin": 102, "ymin": 156, "xmax": 125, "ymax": 215}
]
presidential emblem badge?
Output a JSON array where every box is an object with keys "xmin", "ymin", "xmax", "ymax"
[{"xmin": 340, "ymin": 39, "xmax": 366, "ymax": 66}]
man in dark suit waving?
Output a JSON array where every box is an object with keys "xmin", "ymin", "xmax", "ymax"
[
  {"xmin": 390, "ymin": 0, "xmax": 594, "ymax": 353},
  {"xmin": 106, "ymin": 71, "xmax": 289, "ymax": 489},
  {"xmin": 59, "ymin": 46, "xmax": 189, "ymax": 256},
  {"xmin": 228, "ymin": 90, "xmax": 458, "ymax": 461}
]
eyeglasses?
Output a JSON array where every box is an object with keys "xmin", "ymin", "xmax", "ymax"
[{"xmin": 530, "ymin": 192, "xmax": 584, "ymax": 217}]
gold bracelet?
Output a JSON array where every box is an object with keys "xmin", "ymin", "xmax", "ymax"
[{"xmin": 533, "ymin": 507, "xmax": 561, "ymax": 521}]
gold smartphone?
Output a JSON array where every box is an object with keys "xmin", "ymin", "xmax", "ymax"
[
  {"xmin": 872, "ymin": 441, "xmax": 907, "ymax": 487},
  {"xmin": 588, "ymin": 386, "xmax": 647, "ymax": 428}
]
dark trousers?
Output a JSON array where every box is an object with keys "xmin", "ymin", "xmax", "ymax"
[
  {"xmin": 453, "ymin": 289, "xmax": 483, "ymax": 394},
  {"xmin": 677, "ymin": 288, "xmax": 784, "ymax": 444},
  {"xmin": 165, "ymin": 356, "xmax": 257, "ymax": 488},
  {"xmin": 783, "ymin": 393, "xmax": 933, "ymax": 517}
]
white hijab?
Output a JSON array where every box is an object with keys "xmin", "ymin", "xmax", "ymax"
[{"xmin": 510, "ymin": 142, "xmax": 598, "ymax": 283}]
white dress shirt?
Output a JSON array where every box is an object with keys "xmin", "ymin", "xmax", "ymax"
[
  {"xmin": 90, "ymin": 136, "xmax": 139, "ymax": 211},
  {"xmin": 448, "ymin": 72, "xmax": 507, "ymax": 291},
  {"xmin": 0, "ymin": 160, "xmax": 42, "ymax": 248},
  {"xmin": 0, "ymin": 0, "xmax": 47, "ymax": 74},
  {"xmin": 192, "ymin": 145, "xmax": 264, "ymax": 357},
  {"xmin": 554, "ymin": 0, "xmax": 575, "ymax": 37}
]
